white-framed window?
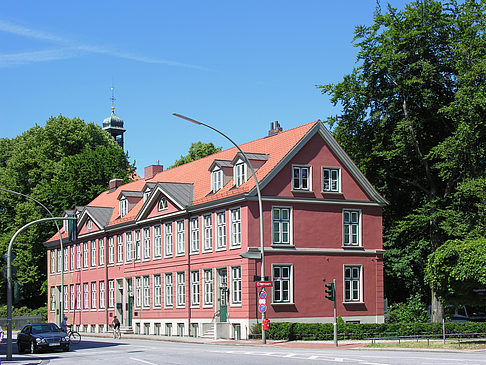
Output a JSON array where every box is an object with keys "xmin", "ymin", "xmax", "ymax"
[
  {"xmin": 343, "ymin": 210, "xmax": 361, "ymax": 246},
  {"xmin": 99, "ymin": 281, "xmax": 105, "ymax": 309},
  {"xmin": 63, "ymin": 285, "xmax": 69, "ymax": 310},
  {"xmin": 176, "ymin": 272, "xmax": 186, "ymax": 307},
  {"xmin": 190, "ymin": 270, "xmax": 200, "ymax": 306},
  {"xmin": 50, "ymin": 287, "xmax": 56, "ymax": 311},
  {"xmin": 158, "ymin": 197, "xmax": 168, "ymax": 211},
  {"xmin": 323, "ymin": 167, "xmax": 341, "ymax": 192},
  {"xmin": 134, "ymin": 230, "xmax": 141, "ymax": 261},
  {"xmin": 216, "ymin": 211, "xmax": 226, "ymax": 250},
  {"xmin": 87, "ymin": 219, "xmax": 93, "ymax": 230},
  {"xmin": 125, "ymin": 232, "xmax": 133, "ymax": 262},
  {"xmin": 153, "ymin": 274, "xmax": 162, "ymax": 308},
  {"xmin": 292, "ymin": 165, "xmax": 311, "ymax": 191},
  {"xmin": 203, "ymin": 269, "xmax": 213, "ymax": 306},
  {"xmin": 153, "ymin": 225, "xmax": 162, "ymax": 259},
  {"xmin": 344, "ymin": 265, "xmax": 362, "ymax": 302},
  {"xmin": 234, "ymin": 160, "xmax": 247, "ymax": 187},
  {"xmin": 108, "ymin": 280, "xmax": 115, "ymax": 308},
  {"xmin": 134, "ymin": 277, "xmax": 141, "ymax": 308},
  {"xmin": 91, "ymin": 241, "xmax": 96, "ymax": 267},
  {"xmin": 230, "ymin": 208, "xmax": 241, "ymax": 248},
  {"xmin": 164, "ymin": 223, "xmax": 173, "ymax": 257},
  {"xmin": 143, "ymin": 227, "xmax": 151, "ymax": 260},
  {"xmin": 273, "ymin": 265, "xmax": 292, "ymax": 303},
  {"xmin": 272, "ymin": 207, "xmax": 291, "ymax": 244},
  {"xmin": 108, "ymin": 237, "xmax": 114, "ymax": 264},
  {"xmin": 231, "ymin": 266, "xmax": 242, "ymax": 305},
  {"xmin": 143, "ymin": 276, "xmax": 150, "ymax": 308},
  {"xmin": 50, "ymin": 249, "xmax": 56, "ymax": 274},
  {"xmin": 143, "ymin": 187, "xmax": 151, "ymax": 202},
  {"xmin": 117, "ymin": 234, "xmax": 123, "ymax": 263},
  {"xmin": 70, "ymin": 246, "xmax": 75, "ymax": 271},
  {"xmin": 64, "ymin": 247, "xmax": 69, "ymax": 272},
  {"xmin": 91, "ymin": 282, "xmax": 97, "ymax": 309},
  {"xmin": 176, "ymin": 220, "xmax": 185, "ymax": 255},
  {"xmin": 83, "ymin": 242, "xmax": 89, "ymax": 268},
  {"xmin": 211, "ymin": 168, "xmax": 223, "ymax": 192},
  {"xmin": 165, "ymin": 273, "xmax": 173, "ymax": 308},
  {"xmin": 203, "ymin": 214, "xmax": 213, "ymax": 252},
  {"xmin": 99, "ymin": 238, "xmax": 104, "ymax": 266},
  {"xmin": 83, "ymin": 283, "xmax": 89, "ymax": 310},
  {"xmin": 190, "ymin": 217, "xmax": 199, "ymax": 254},
  {"xmin": 76, "ymin": 243, "xmax": 81, "ymax": 269},
  {"xmin": 70, "ymin": 284, "xmax": 75, "ymax": 310},
  {"xmin": 57, "ymin": 249, "xmax": 62, "ymax": 272},
  {"xmin": 76, "ymin": 284, "xmax": 81, "ymax": 310},
  {"xmin": 119, "ymin": 197, "xmax": 128, "ymax": 217}
]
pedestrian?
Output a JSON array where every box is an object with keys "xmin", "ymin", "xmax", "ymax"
[{"xmin": 0, "ymin": 325, "xmax": 4, "ymax": 364}]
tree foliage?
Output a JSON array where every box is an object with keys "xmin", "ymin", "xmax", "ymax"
[
  {"xmin": 0, "ymin": 115, "xmax": 134, "ymax": 307},
  {"xmin": 170, "ymin": 141, "xmax": 222, "ymax": 168},
  {"xmin": 319, "ymin": 0, "xmax": 486, "ymax": 319}
]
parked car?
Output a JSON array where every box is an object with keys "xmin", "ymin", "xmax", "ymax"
[{"xmin": 17, "ymin": 323, "xmax": 70, "ymax": 353}]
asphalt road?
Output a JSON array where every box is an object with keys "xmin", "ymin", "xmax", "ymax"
[{"xmin": 3, "ymin": 337, "xmax": 486, "ymax": 365}]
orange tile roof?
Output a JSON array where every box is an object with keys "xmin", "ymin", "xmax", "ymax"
[{"xmin": 49, "ymin": 121, "xmax": 318, "ymax": 239}]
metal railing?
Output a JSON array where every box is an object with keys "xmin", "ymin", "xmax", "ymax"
[{"xmin": 369, "ymin": 332, "xmax": 486, "ymax": 348}]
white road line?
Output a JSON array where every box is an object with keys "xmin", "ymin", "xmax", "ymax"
[{"xmin": 130, "ymin": 357, "xmax": 158, "ymax": 365}]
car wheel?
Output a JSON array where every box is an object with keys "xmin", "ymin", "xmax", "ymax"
[
  {"xmin": 30, "ymin": 341, "xmax": 36, "ymax": 354},
  {"xmin": 63, "ymin": 345, "xmax": 70, "ymax": 352},
  {"xmin": 17, "ymin": 342, "xmax": 24, "ymax": 354}
]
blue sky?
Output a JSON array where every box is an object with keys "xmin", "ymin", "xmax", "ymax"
[{"xmin": 0, "ymin": 1, "xmax": 410, "ymax": 175}]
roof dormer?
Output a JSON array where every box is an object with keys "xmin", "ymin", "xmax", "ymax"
[
  {"xmin": 208, "ymin": 160, "xmax": 233, "ymax": 192},
  {"xmin": 117, "ymin": 190, "xmax": 143, "ymax": 218},
  {"xmin": 230, "ymin": 153, "xmax": 268, "ymax": 187}
]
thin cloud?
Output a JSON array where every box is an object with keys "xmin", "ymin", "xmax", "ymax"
[{"xmin": 0, "ymin": 19, "xmax": 208, "ymax": 70}]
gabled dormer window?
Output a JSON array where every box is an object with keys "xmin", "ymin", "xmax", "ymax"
[
  {"xmin": 158, "ymin": 197, "xmax": 168, "ymax": 211},
  {"xmin": 119, "ymin": 197, "xmax": 128, "ymax": 218},
  {"xmin": 86, "ymin": 219, "xmax": 93, "ymax": 230},
  {"xmin": 211, "ymin": 168, "xmax": 223, "ymax": 192},
  {"xmin": 234, "ymin": 161, "xmax": 247, "ymax": 187}
]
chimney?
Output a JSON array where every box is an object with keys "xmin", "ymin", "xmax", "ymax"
[
  {"xmin": 145, "ymin": 164, "xmax": 164, "ymax": 179},
  {"xmin": 268, "ymin": 121, "xmax": 283, "ymax": 136},
  {"xmin": 109, "ymin": 178, "xmax": 124, "ymax": 192}
]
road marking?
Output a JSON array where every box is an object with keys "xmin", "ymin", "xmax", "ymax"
[{"xmin": 130, "ymin": 357, "xmax": 158, "ymax": 365}]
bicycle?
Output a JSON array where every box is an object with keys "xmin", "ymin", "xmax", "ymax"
[
  {"xmin": 67, "ymin": 327, "xmax": 81, "ymax": 344},
  {"xmin": 113, "ymin": 326, "xmax": 121, "ymax": 339}
]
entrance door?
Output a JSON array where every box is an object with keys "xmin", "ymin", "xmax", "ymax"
[
  {"xmin": 126, "ymin": 278, "xmax": 133, "ymax": 327},
  {"xmin": 217, "ymin": 269, "xmax": 228, "ymax": 322}
]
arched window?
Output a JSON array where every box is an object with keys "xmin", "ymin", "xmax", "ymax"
[{"xmin": 158, "ymin": 197, "xmax": 168, "ymax": 211}]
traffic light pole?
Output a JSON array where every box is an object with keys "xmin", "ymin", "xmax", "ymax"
[{"xmin": 333, "ymin": 279, "xmax": 338, "ymax": 347}]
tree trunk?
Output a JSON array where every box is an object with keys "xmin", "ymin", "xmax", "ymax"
[{"xmin": 431, "ymin": 288, "xmax": 444, "ymax": 323}]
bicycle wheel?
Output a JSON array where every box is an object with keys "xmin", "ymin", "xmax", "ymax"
[{"xmin": 69, "ymin": 331, "xmax": 81, "ymax": 344}]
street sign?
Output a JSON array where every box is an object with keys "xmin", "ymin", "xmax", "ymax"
[
  {"xmin": 255, "ymin": 281, "xmax": 273, "ymax": 288},
  {"xmin": 259, "ymin": 299, "xmax": 266, "ymax": 304},
  {"xmin": 258, "ymin": 304, "xmax": 267, "ymax": 313},
  {"xmin": 259, "ymin": 289, "xmax": 267, "ymax": 299}
]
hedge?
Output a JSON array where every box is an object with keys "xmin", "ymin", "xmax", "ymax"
[{"xmin": 252, "ymin": 322, "xmax": 486, "ymax": 340}]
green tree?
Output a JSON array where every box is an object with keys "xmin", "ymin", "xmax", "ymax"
[
  {"xmin": 0, "ymin": 115, "xmax": 134, "ymax": 307},
  {"xmin": 170, "ymin": 141, "xmax": 222, "ymax": 168},
  {"xmin": 319, "ymin": 0, "xmax": 486, "ymax": 321}
]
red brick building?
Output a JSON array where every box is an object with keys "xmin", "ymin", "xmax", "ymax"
[{"xmin": 45, "ymin": 121, "xmax": 387, "ymax": 339}]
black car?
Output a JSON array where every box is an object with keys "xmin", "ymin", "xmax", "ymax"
[{"xmin": 17, "ymin": 323, "xmax": 70, "ymax": 353}]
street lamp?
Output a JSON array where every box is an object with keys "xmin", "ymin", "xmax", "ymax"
[
  {"xmin": 0, "ymin": 188, "xmax": 65, "ymax": 360},
  {"xmin": 172, "ymin": 113, "xmax": 267, "ymax": 344}
]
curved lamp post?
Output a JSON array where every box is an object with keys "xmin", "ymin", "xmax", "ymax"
[
  {"xmin": 0, "ymin": 188, "xmax": 65, "ymax": 360},
  {"xmin": 172, "ymin": 113, "xmax": 267, "ymax": 344}
]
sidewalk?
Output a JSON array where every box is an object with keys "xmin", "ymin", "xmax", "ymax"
[{"xmin": 81, "ymin": 331, "xmax": 367, "ymax": 349}]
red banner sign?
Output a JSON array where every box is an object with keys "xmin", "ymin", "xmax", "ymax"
[{"xmin": 255, "ymin": 281, "xmax": 273, "ymax": 288}]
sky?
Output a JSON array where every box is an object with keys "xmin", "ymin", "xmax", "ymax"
[{"xmin": 0, "ymin": 0, "xmax": 411, "ymax": 176}]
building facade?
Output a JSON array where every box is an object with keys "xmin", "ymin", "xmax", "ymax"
[{"xmin": 45, "ymin": 121, "xmax": 387, "ymax": 339}]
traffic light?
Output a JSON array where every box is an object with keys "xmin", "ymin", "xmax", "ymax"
[
  {"xmin": 325, "ymin": 282, "xmax": 335, "ymax": 301},
  {"xmin": 68, "ymin": 215, "xmax": 77, "ymax": 242}
]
